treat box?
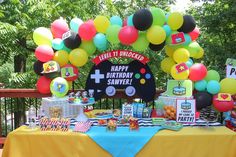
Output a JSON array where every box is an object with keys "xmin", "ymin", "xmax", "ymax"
[{"xmin": 41, "ymin": 96, "xmax": 80, "ymax": 118}]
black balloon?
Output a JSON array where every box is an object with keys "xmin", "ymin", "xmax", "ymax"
[
  {"xmin": 194, "ymin": 91, "xmax": 213, "ymax": 110},
  {"xmin": 63, "ymin": 31, "xmax": 81, "ymax": 49},
  {"xmin": 33, "ymin": 60, "xmax": 44, "ymax": 76},
  {"xmin": 177, "ymin": 15, "xmax": 196, "ymax": 33},
  {"xmin": 133, "ymin": 9, "xmax": 153, "ymax": 31},
  {"xmin": 149, "ymin": 41, "xmax": 166, "ymax": 51}
]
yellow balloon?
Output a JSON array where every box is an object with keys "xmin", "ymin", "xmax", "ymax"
[
  {"xmin": 164, "ymin": 45, "xmax": 175, "ymax": 57},
  {"xmin": 220, "ymin": 78, "xmax": 236, "ymax": 95},
  {"xmin": 167, "ymin": 12, "xmax": 184, "ymax": 30},
  {"xmin": 53, "ymin": 50, "xmax": 69, "ymax": 67},
  {"xmin": 146, "ymin": 25, "xmax": 166, "ymax": 44},
  {"xmin": 161, "ymin": 57, "xmax": 176, "ymax": 74},
  {"xmin": 171, "ymin": 64, "xmax": 189, "ymax": 80},
  {"xmin": 69, "ymin": 48, "xmax": 88, "ymax": 67},
  {"xmin": 195, "ymin": 47, "xmax": 204, "ymax": 59},
  {"xmin": 33, "ymin": 27, "xmax": 53, "ymax": 46},
  {"xmin": 94, "ymin": 15, "xmax": 110, "ymax": 33},
  {"xmin": 173, "ymin": 48, "xmax": 190, "ymax": 63},
  {"xmin": 67, "ymin": 81, "xmax": 73, "ymax": 90}
]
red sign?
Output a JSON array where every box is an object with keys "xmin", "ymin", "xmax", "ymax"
[
  {"xmin": 175, "ymin": 63, "xmax": 189, "ymax": 73},
  {"xmin": 171, "ymin": 32, "xmax": 185, "ymax": 45},
  {"xmin": 92, "ymin": 50, "xmax": 150, "ymax": 65}
]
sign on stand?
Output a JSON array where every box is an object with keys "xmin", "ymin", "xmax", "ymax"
[
  {"xmin": 226, "ymin": 58, "xmax": 236, "ymax": 79},
  {"xmin": 176, "ymin": 99, "xmax": 196, "ymax": 123}
]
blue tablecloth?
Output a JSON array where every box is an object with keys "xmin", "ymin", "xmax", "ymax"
[{"xmin": 86, "ymin": 126, "xmax": 163, "ymax": 157}]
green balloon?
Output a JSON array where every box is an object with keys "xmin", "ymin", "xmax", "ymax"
[
  {"xmin": 150, "ymin": 7, "xmax": 166, "ymax": 26},
  {"xmin": 79, "ymin": 40, "xmax": 96, "ymax": 56},
  {"xmin": 50, "ymin": 77, "xmax": 69, "ymax": 98},
  {"xmin": 184, "ymin": 42, "xmax": 200, "ymax": 58},
  {"xmin": 205, "ymin": 70, "xmax": 220, "ymax": 82},
  {"xmin": 132, "ymin": 32, "xmax": 149, "ymax": 51},
  {"xmin": 106, "ymin": 25, "xmax": 121, "ymax": 44}
]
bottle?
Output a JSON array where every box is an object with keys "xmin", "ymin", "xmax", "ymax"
[
  {"xmin": 38, "ymin": 106, "xmax": 46, "ymax": 119},
  {"xmin": 28, "ymin": 106, "xmax": 37, "ymax": 129}
]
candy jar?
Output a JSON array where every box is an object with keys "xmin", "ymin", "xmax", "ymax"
[
  {"xmin": 88, "ymin": 90, "xmax": 95, "ymax": 102},
  {"xmin": 68, "ymin": 92, "xmax": 75, "ymax": 103},
  {"xmin": 129, "ymin": 117, "xmax": 139, "ymax": 130},
  {"xmin": 82, "ymin": 91, "xmax": 88, "ymax": 103},
  {"xmin": 75, "ymin": 91, "xmax": 81, "ymax": 102}
]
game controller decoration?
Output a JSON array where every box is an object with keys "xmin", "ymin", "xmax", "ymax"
[
  {"xmin": 171, "ymin": 32, "xmax": 185, "ymax": 45},
  {"xmin": 61, "ymin": 64, "xmax": 79, "ymax": 81},
  {"xmin": 85, "ymin": 52, "xmax": 156, "ymax": 102},
  {"xmin": 42, "ymin": 61, "xmax": 60, "ymax": 78}
]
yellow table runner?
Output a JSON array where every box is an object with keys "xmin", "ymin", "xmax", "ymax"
[{"xmin": 3, "ymin": 126, "xmax": 236, "ymax": 157}]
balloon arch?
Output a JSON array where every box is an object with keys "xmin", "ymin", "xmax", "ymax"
[{"xmin": 33, "ymin": 7, "xmax": 236, "ymax": 111}]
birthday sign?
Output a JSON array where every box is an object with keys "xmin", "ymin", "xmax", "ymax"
[
  {"xmin": 226, "ymin": 58, "xmax": 236, "ymax": 79},
  {"xmin": 176, "ymin": 99, "xmax": 196, "ymax": 123},
  {"xmin": 92, "ymin": 50, "xmax": 150, "ymax": 65},
  {"xmin": 86, "ymin": 51, "xmax": 156, "ymax": 102}
]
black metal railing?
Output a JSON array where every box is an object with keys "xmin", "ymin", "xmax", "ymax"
[{"xmin": 0, "ymin": 89, "xmax": 164, "ymax": 137}]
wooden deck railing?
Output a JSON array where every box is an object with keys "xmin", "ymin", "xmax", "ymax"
[{"xmin": 0, "ymin": 88, "xmax": 164, "ymax": 140}]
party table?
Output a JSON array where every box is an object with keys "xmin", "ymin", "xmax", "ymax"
[{"xmin": 2, "ymin": 125, "xmax": 236, "ymax": 157}]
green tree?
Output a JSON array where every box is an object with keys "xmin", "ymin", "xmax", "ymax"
[
  {"xmin": 189, "ymin": 0, "xmax": 236, "ymax": 78},
  {"xmin": 0, "ymin": 0, "xmax": 175, "ymax": 89}
]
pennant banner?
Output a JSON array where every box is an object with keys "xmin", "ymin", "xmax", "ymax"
[{"xmin": 92, "ymin": 50, "xmax": 150, "ymax": 65}]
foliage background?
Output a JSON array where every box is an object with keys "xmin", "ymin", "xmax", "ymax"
[{"xmin": 0, "ymin": 0, "xmax": 235, "ymax": 90}]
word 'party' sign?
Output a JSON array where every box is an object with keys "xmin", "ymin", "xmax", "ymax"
[
  {"xmin": 176, "ymin": 99, "xmax": 196, "ymax": 123},
  {"xmin": 226, "ymin": 58, "xmax": 236, "ymax": 79}
]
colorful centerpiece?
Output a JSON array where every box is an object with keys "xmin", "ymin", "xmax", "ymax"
[
  {"xmin": 107, "ymin": 119, "xmax": 117, "ymax": 131},
  {"xmin": 129, "ymin": 117, "xmax": 139, "ymax": 130}
]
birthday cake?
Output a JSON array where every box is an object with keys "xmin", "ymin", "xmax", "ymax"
[
  {"xmin": 173, "ymin": 86, "xmax": 186, "ymax": 96},
  {"xmin": 181, "ymin": 101, "xmax": 191, "ymax": 110}
]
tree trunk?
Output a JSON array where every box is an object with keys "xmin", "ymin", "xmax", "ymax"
[
  {"xmin": 14, "ymin": 54, "xmax": 26, "ymax": 72},
  {"xmin": 13, "ymin": 54, "xmax": 27, "ymax": 128}
]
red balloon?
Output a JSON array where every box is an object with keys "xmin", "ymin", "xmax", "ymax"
[
  {"xmin": 51, "ymin": 19, "xmax": 69, "ymax": 38},
  {"xmin": 118, "ymin": 26, "xmax": 138, "ymax": 45},
  {"xmin": 189, "ymin": 27, "xmax": 200, "ymax": 41},
  {"xmin": 189, "ymin": 63, "xmax": 207, "ymax": 81},
  {"xmin": 78, "ymin": 21, "xmax": 96, "ymax": 41},
  {"xmin": 87, "ymin": 19, "xmax": 94, "ymax": 25},
  {"xmin": 213, "ymin": 94, "xmax": 234, "ymax": 112},
  {"xmin": 35, "ymin": 45, "xmax": 54, "ymax": 62},
  {"xmin": 61, "ymin": 64, "xmax": 79, "ymax": 81},
  {"xmin": 36, "ymin": 76, "xmax": 51, "ymax": 94}
]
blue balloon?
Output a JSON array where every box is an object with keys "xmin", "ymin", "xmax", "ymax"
[
  {"xmin": 52, "ymin": 38, "xmax": 64, "ymax": 50},
  {"xmin": 62, "ymin": 45, "xmax": 71, "ymax": 53},
  {"xmin": 206, "ymin": 80, "xmax": 220, "ymax": 94},
  {"xmin": 194, "ymin": 80, "xmax": 207, "ymax": 91},
  {"xmin": 188, "ymin": 58, "xmax": 193, "ymax": 64},
  {"xmin": 186, "ymin": 58, "xmax": 193, "ymax": 68},
  {"xmin": 93, "ymin": 33, "xmax": 108, "ymax": 51},
  {"xmin": 70, "ymin": 18, "xmax": 83, "ymax": 32},
  {"xmin": 183, "ymin": 34, "xmax": 192, "ymax": 46},
  {"xmin": 127, "ymin": 14, "xmax": 134, "ymax": 26},
  {"xmin": 163, "ymin": 25, "xmax": 171, "ymax": 36},
  {"xmin": 110, "ymin": 16, "xmax": 123, "ymax": 27}
]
